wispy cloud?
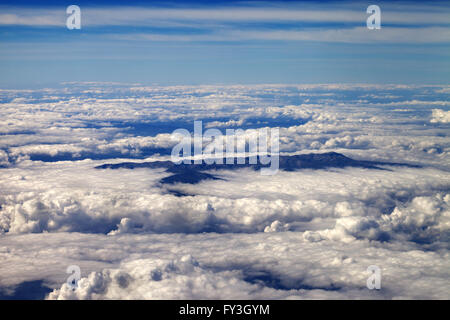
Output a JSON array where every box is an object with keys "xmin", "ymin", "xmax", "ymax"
[
  {"xmin": 1, "ymin": 4, "xmax": 450, "ymax": 44},
  {"xmin": 114, "ymin": 26, "xmax": 450, "ymax": 43},
  {"xmin": 2, "ymin": 5, "xmax": 450, "ymax": 25}
]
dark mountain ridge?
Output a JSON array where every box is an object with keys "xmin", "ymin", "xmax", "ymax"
[{"xmin": 96, "ymin": 152, "xmax": 419, "ymax": 185}]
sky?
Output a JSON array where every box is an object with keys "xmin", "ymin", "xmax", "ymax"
[
  {"xmin": 0, "ymin": 1, "xmax": 449, "ymax": 300},
  {"xmin": 0, "ymin": 0, "xmax": 449, "ymax": 87}
]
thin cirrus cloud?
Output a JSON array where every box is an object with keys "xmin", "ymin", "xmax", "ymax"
[
  {"xmin": 1, "ymin": 5, "xmax": 450, "ymax": 25},
  {"xmin": 1, "ymin": 4, "xmax": 450, "ymax": 44},
  {"xmin": 117, "ymin": 27, "xmax": 450, "ymax": 44}
]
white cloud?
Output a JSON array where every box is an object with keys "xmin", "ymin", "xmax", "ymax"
[
  {"xmin": 431, "ymin": 109, "xmax": 450, "ymax": 123},
  {"xmin": 0, "ymin": 150, "xmax": 9, "ymax": 167},
  {"xmin": 1, "ymin": 231, "xmax": 448, "ymax": 300},
  {"xmin": 0, "ymin": 84, "xmax": 449, "ymax": 300}
]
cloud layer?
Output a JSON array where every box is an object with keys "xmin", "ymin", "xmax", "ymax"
[{"xmin": 0, "ymin": 83, "xmax": 449, "ymax": 299}]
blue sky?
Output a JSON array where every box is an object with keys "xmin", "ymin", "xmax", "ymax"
[{"xmin": 0, "ymin": 0, "xmax": 449, "ymax": 87}]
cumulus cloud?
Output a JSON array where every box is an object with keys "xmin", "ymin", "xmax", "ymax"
[
  {"xmin": 1, "ymin": 156, "xmax": 448, "ymax": 248},
  {"xmin": 48, "ymin": 255, "xmax": 276, "ymax": 300},
  {"xmin": 0, "ymin": 83, "xmax": 449, "ymax": 300},
  {"xmin": 0, "ymin": 232, "xmax": 448, "ymax": 300},
  {"xmin": 0, "ymin": 150, "xmax": 9, "ymax": 167},
  {"xmin": 431, "ymin": 109, "xmax": 450, "ymax": 124}
]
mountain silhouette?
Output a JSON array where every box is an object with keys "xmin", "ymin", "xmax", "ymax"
[{"xmin": 96, "ymin": 152, "xmax": 419, "ymax": 185}]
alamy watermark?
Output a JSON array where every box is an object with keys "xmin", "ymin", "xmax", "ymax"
[
  {"xmin": 367, "ymin": 5, "xmax": 381, "ymax": 30},
  {"xmin": 66, "ymin": 5, "xmax": 81, "ymax": 30},
  {"xmin": 366, "ymin": 265, "xmax": 381, "ymax": 290},
  {"xmin": 170, "ymin": 121, "xmax": 279, "ymax": 175},
  {"xmin": 66, "ymin": 265, "xmax": 81, "ymax": 290}
]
